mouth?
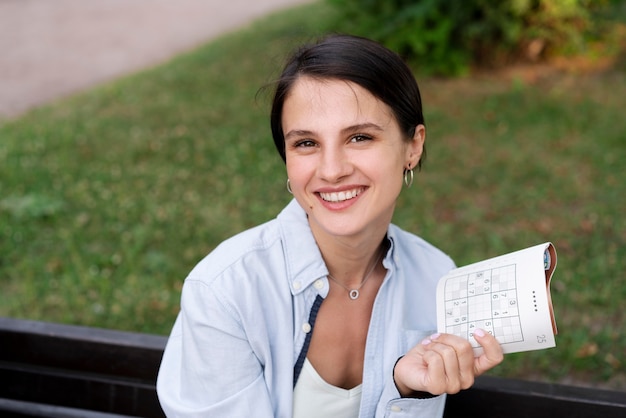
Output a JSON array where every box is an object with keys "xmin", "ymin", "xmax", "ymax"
[{"xmin": 318, "ymin": 187, "xmax": 364, "ymax": 203}]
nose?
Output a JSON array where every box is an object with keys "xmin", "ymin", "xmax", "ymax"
[{"xmin": 317, "ymin": 145, "xmax": 352, "ymax": 183}]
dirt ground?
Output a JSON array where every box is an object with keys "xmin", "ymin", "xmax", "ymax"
[{"xmin": 0, "ymin": 0, "xmax": 312, "ymax": 119}]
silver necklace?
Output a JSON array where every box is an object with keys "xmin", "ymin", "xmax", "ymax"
[{"xmin": 327, "ymin": 251, "xmax": 383, "ymax": 300}]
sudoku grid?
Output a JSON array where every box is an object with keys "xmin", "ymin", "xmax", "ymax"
[{"xmin": 443, "ymin": 264, "xmax": 523, "ymax": 347}]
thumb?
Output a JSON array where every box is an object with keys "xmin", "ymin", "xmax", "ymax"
[{"xmin": 473, "ymin": 328, "xmax": 504, "ymax": 375}]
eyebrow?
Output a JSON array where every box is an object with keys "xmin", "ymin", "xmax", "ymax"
[{"xmin": 284, "ymin": 123, "xmax": 384, "ymax": 140}]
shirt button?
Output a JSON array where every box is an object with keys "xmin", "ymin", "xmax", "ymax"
[
  {"xmin": 390, "ymin": 405, "xmax": 402, "ymax": 412},
  {"xmin": 293, "ymin": 281, "xmax": 302, "ymax": 290},
  {"xmin": 302, "ymin": 323, "xmax": 311, "ymax": 333},
  {"xmin": 313, "ymin": 279, "xmax": 324, "ymax": 289}
]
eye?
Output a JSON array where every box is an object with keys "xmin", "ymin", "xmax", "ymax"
[
  {"xmin": 350, "ymin": 134, "xmax": 372, "ymax": 143},
  {"xmin": 294, "ymin": 139, "xmax": 317, "ymax": 148}
]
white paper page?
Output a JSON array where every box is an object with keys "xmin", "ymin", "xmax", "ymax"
[{"xmin": 437, "ymin": 242, "xmax": 556, "ymax": 356}]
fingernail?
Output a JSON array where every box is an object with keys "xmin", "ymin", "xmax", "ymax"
[
  {"xmin": 422, "ymin": 339, "xmax": 432, "ymax": 346},
  {"xmin": 430, "ymin": 333, "xmax": 441, "ymax": 340},
  {"xmin": 474, "ymin": 328, "xmax": 485, "ymax": 337}
]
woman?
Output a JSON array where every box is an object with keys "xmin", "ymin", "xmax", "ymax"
[{"xmin": 157, "ymin": 34, "xmax": 503, "ymax": 417}]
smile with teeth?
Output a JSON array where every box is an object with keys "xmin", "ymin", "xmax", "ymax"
[{"xmin": 319, "ymin": 188, "xmax": 364, "ymax": 203}]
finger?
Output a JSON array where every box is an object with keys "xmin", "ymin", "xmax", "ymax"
[
  {"xmin": 472, "ymin": 328, "xmax": 504, "ymax": 375},
  {"xmin": 397, "ymin": 340, "xmax": 446, "ymax": 395},
  {"xmin": 419, "ymin": 342, "xmax": 448, "ymax": 395},
  {"xmin": 426, "ymin": 334, "xmax": 475, "ymax": 390},
  {"xmin": 428, "ymin": 333, "xmax": 475, "ymax": 369}
]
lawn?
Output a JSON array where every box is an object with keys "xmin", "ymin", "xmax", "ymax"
[{"xmin": 1, "ymin": 1, "xmax": 624, "ymax": 390}]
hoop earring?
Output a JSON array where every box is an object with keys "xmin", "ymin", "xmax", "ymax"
[
  {"xmin": 404, "ymin": 167, "xmax": 414, "ymax": 188},
  {"xmin": 286, "ymin": 179, "xmax": 293, "ymax": 194}
]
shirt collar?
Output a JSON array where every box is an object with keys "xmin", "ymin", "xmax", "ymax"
[
  {"xmin": 277, "ymin": 199, "xmax": 328, "ymax": 295},
  {"xmin": 276, "ymin": 199, "xmax": 400, "ymax": 295}
]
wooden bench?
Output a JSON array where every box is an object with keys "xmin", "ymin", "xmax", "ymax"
[{"xmin": 1, "ymin": 317, "xmax": 624, "ymax": 417}]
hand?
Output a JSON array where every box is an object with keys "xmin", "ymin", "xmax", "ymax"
[{"xmin": 393, "ymin": 330, "xmax": 504, "ymax": 397}]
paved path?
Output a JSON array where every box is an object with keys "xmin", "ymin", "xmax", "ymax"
[{"xmin": 0, "ymin": 0, "xmax": 312, "ymax": 119}]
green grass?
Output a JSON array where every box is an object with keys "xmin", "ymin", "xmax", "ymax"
[{"xmin": 1, "ymin": 1, "xmax": 624, "ymax": 390}]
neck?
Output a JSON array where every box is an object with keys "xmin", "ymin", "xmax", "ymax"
[
  {"xmin": 322, "ymin": 237, "xmax": 387, "ymax": 289},
  {"xmin": 306, "ymin": 212, "xmax": 390, "ymax": 287}
]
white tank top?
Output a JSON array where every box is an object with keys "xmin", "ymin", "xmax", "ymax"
[{"xmin": 293, "ymin": 358, "xmax": 362, "ymax": 418}]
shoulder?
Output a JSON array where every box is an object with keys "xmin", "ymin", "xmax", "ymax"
[
  {"xmin": 184, "ymin": 199, "xmax": 312, "ymax": 287},
  {"xmin": 179, "ymin": 217, "xmax": 291, "ymax": 325},
  {"xmin": 186, "ymin": 218, "xmax": 283, "ymax": 285}
]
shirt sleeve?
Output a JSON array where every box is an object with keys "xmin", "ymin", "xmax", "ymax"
[
  {"xmin": 375, "ymin": 366, "xmax": 446, "ymax": 418},
  {"xmin": 157, "ymin": 279, "xmax": 275, "ymax": 417}
]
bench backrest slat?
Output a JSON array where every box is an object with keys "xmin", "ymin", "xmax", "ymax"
[
  {"xmin": 1, "ymin": 317, "xmax": 625, "ymax": 418},
  {"xmin": 0, "ymin": 318, "xmax": 166, "ymax": 417}
]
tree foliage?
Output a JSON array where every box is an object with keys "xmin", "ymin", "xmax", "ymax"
[{"xmin": 328, "ymin": 0, "xmax": 608, "ymax": 75}]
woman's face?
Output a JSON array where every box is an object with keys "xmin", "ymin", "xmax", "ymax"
[{"xmin": 282, "ymin": 76, "xmax": 424, "ymax": 243}]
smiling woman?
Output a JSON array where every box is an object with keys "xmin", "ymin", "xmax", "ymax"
[{"xmin": 156, "ymin": 34, "xmax": 504, "ymax": 418}]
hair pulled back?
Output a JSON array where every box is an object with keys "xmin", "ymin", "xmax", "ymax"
[{"xmin": 270, "ymin": 34, "xmax": 426, "ymax": 168}]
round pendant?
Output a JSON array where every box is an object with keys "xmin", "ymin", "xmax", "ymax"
[{"xmin": 349, "ymin": 289, "xmax": 359, "ymax": 300}]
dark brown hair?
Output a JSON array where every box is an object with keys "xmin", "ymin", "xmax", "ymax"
[{"xmin": 270, "ymin": 34, "xmax": 426, "ymax": 168}]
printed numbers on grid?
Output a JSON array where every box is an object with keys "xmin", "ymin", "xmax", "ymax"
[{"xmin": 444, "ymin": 264, "xmax": 524, "ymax": 348}]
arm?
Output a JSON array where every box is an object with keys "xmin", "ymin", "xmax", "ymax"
[{"xmin": 157, "ymin": 280, "xmax": 274, "ymax": 417}]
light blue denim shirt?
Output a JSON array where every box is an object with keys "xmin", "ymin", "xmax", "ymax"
[{"xmin": 157, "ymin": 199, "xmax": 455, "ymax": 417}]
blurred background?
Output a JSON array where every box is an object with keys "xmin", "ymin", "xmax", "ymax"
[{"xmin": 1, "ymin": 0, "xmax": 624, "ymax": 391}]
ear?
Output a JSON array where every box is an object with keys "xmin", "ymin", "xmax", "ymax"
[{"xmin": 405, "ymin": 124, "xmax": 425, "ymax": 168}]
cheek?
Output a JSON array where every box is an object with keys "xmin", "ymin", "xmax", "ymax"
[
  {"xmin": 285, "ymin": 157, "xmax": 297, "ymax": 180},
  {"xmin": 378, "ymin": 153, "xmax": 406, "ymax": 189},
  {"xmin": 375, "ymin": 146, "xmax": 405, "ymax": 174},
  {"xmin": 285, "ymin": 156, "xmax": 312, "ymax": 186}
]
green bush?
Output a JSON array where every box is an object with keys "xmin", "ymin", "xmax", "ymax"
[{"xmin": 328, "ymin": 0, "xmax": 603, "ymax": 75}]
